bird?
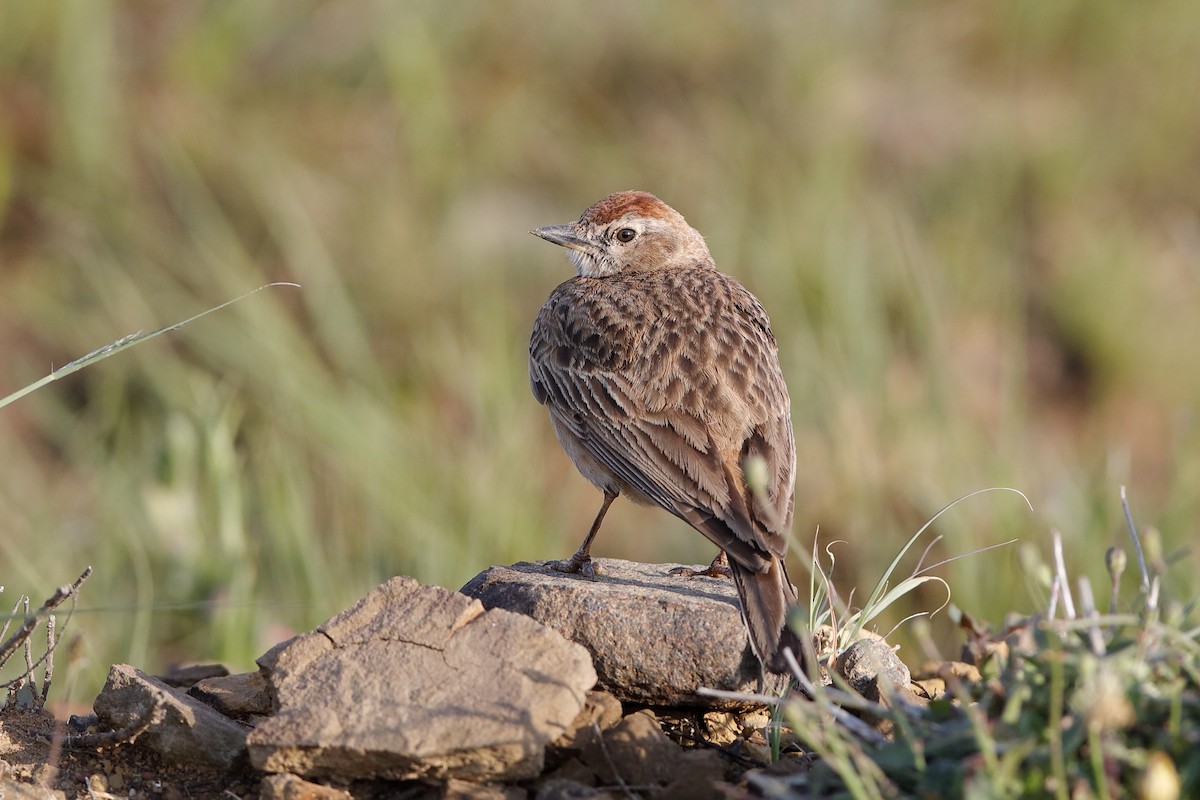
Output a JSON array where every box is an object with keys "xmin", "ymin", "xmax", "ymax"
[{"xmin": 528, "ymin": 190, "xmax": 799, "ymax": 673}]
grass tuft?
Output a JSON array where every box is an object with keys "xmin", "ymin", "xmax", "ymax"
[{"xmin": 758, "ymin": 492, "xmax": 1199, "ymax": 798}]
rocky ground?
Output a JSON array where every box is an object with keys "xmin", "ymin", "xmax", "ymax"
[{"xmin": 0, "ymin": 560, "xmax": 919, "ymax": 799}]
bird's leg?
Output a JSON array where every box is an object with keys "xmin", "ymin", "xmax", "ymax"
[
  {"xmin": 669, "ymin": 550, "xmax": 733, "ymax": 579},
  {"xmin": 546, "ymin": 490, "xmax": 617, "ymax": 580}
]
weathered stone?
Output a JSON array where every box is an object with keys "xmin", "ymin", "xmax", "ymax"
[
  {"xmin": 578, "ymin": 710, "xmax": 723, "ymax": 792},
  {"xmin": 534, "ymin": 778, "xmax": 611, "ymax": 800},
  {"xmin": 0, "ymin": 775, "xmax": 66, "ymax": 800},
  {"xmin": 155, "ymin": 662, "xmax": 229, "ymax": 688},
  {"xmin": 657, "ymin": 750, "xmax": 727, "ymax": 800},
  {"xmin": 258, "ymin": 773, "xmax": 352, "ymax": 800},
  {"xmin": 189, "ymin": 671, "xmax": 273, "ymax": 719},
  {"xmin": 912, "ymin": 677, "xmax": 947, "ymax": 700},
  {"xmin": 440, "ymin": 778, "xmax": 528, "ymax": 799},
  {"xmin": 550, "ymin": 690, "xmax": 623, "ymax": 750},
  {"xmin": 700, "ymin": 711, "xmax": 741, "ymax": 746},
  {"xmin": 537, "ymin": 757, "xmax": 599, "ymax": 788},
  {"xmin": 247, "ymin": 576, "xmax": 596, "ymax": 782},
  {"xmin": 835, "ymin": 638, "xmax": 911, "ymax": 701},
  {"xmin": 92, "ymin": 664, "xmax": 248, "ymax": 770},
  {"xmin": 461, "ymin": 560, "xmax": 789, "ymax": 708}
]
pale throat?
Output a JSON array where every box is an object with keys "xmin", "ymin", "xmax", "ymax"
[{"xmin": 569, "ymin": 249, "xmax": 619, "ymax": 278}]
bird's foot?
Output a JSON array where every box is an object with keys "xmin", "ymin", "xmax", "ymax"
[
  {"xmin": 669, "ymin": 551, "xmax": 732, "ymax": 580},
  {"xmin": 545, "ymin": 553, "xmax": 600, "ymax": 579},
  {"xmin": 669, "ymin": 563, "xmax": 733, "ymax": 579}
]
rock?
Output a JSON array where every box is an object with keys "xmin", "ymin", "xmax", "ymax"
[
  {"xmin": 440, "ymin": 778, "xmax": 529, "ymax": 799},
  {"xmin": 258, "ymin": 773, "xmax": 352, "ymax": 800},
  {"xmin": 92, "ymin": 664, "xmax": 249, "ymax": 770},
  {"xmin": 927, "ymin": 660, "xmax": 983, "ymax": 684},
  {"xmin": 550, "ymin": 690, "xmax": 623, "ymax": 750},
  {"xmin": 247, "ymin": 576, "xmax": 596, "ymax": 782},
  {"xmin": 578, "ymin": 710, "xmax": 724, "ymax": 794},
  {"xmin": 910, "ymin": 659, "xmax": 980, "ymax": 705},
  {"xmin": 461, "ymin": 560, "xmax": 788, "ymax": 708},
  {"xmin": 700, "ymin": 711, "xmax": 741, "ymax": 746},
  {"xmin": 189, "ymin": 671, "xmax": 273, "ymax": 719},
  {"xmin": 156, "ymin": 662, "xmax": 229, "ymax": 688},
  {"xmin": 657, "ymin": 753, "xmax": 728, "ymax": 800},
  {"xmin": 534, "ymin": 778, "xmax": 610, "ymax": 800},
  {"xmin": 834, "ymin": 638, "xmax": 911, "ymax": 702},
  {"xmin": 537, "ymin": 757, "xmax": 600, "ymax": 788},
  {"xmin": 0, "ymin": 775, "xmax": 66, "ymax": 800},
  {"xmin": 912, "ymin": 676, "xmax": 947, "ymax": 700}
]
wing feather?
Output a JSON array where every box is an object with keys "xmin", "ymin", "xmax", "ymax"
[{"xmin": 530, "ymin": 271, "xmax": 795, "ymax": 569}]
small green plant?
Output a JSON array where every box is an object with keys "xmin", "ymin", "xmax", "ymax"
[
  {"xmin": 705, "ymin": 488, "xmax": 1196, "ymax": 799},
  {"xmin": 723, "ymin": 486, "xmax": 1029, "ymax": 766},
  {"xmin": 801, "ymin": 487, "xmax": 1029, "ymax": 659}
]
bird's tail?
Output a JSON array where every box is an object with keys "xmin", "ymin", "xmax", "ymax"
[{"xmin": 730, "ymin": 555, "xmax": 801, "ymax": 674}]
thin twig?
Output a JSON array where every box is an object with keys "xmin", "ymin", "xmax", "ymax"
[
  {"xmin": 22, "ymin": 595, "xmax": 34, "ymax": 689},
  {"xmin": 1105, "ymin": 546, "xmax": 1126, "ymax": 637},
  {"xmin": 0, "ymin": 567, "xmax": 92, "ymax": 694},
  {"xmin": 589, "ymin": 721, "xmax": 637, "ymax": 800},
  {"xmin": 1119, "ymin": 486, "xmax": 1151, "ymax": 593},
  {"xmin": 1147, "ymin": 576, "xmax": 1160, "ymax": 614},
  {"xmin": 5, "ymin": 597, "xmax": 34, "ymax": 710},
  {"xmin": 1076, "ymin": 577, "xmax": 1106, "ymax": 656},
  {"xmin": 696, "ymin": 686, "xmax": 781, "ymax": 706},
  {"xmin": 1051, "ymin": 530, "xmax": 1076, "ymax": 620},
  {"xmin": 41, "ymin": 614, "xmax": 56, "ymax": 708},
  {"xmin": 0, "ymin": 595, "xmax": 23, "ymax": 664},
  {"xmin": 57, "ymin": 698, "xmax": 164, "ymax": 749}
]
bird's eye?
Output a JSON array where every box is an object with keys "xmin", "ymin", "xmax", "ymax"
[{"xmin": 616, "ymin": 228, "xmax": 637, "ymax": 243}]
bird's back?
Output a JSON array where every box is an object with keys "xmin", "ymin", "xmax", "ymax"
[{"xmin": 529, "ymin": 266, "xmax": 796, "ymax": 568}]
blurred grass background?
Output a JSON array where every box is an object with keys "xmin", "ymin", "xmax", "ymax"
[{"xmin": 1, "ymin": 1, "xmax": 1198, "ymax": 703}]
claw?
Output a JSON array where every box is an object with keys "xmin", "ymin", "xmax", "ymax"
[
  {"xmin": 546, "ymin": 554, "xmax": 601, "ymax": 579},
  {"xmin": 669, "ymin": 551, "xmax": 732, "ymax": 580}
]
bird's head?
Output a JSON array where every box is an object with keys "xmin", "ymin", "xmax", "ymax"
[{"xmin": 531, "ymin": 191, "xmax": 713, "ymax": 278}]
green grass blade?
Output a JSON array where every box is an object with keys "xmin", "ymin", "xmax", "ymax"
[
  {"xmin": 841, "ymin": 487, "xmax": 1032, "ymax": 646},
  {"xmin": 0, "ymin": 282, "xmax": 300, "ymax": 411}
]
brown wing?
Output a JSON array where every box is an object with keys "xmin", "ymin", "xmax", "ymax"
[{"xmin": 530, "ymin": 269, "xmax": 795, "ymax": 571}]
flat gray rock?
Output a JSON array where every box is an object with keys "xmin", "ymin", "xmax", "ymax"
[
  {"xmin": 247, "ymin": 576, "xmax": 597, "ymax": 782},
  {"xmin": 461, "ymin": 559, "xmax": 788, "ymax": 708}
]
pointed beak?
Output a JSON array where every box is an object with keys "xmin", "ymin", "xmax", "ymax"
[{"xmin": 530, "ymin": 224, "xmax": 590, "ymax": 253}]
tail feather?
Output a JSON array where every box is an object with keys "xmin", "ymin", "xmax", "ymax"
[{"xmin": 730, "ymin": 556, "xmax": 800, "ymax": 674}]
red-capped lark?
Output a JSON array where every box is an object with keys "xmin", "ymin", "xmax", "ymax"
[{"xmin": 529, "ymin": 191, "xmax": 799, "ymax": 673}]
